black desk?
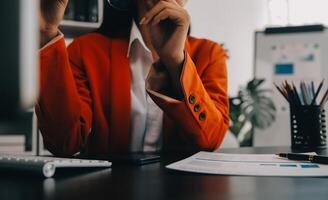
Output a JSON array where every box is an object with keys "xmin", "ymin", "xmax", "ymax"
[{"xmin": 1, "ymin": 147, "xmax": 328, "ymax": 200}]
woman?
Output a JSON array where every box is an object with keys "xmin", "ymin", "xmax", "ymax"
[{"xmin": 38, "ymin": 0, "xmax": 229, "ymax": 156}]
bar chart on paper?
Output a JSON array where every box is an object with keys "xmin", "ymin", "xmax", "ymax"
[{"xmin": 166, "ymin": 152, "xmax": 328, "ymax": 177}]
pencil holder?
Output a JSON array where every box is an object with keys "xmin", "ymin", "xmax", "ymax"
[{"xmin": 290, "ymin": 106, "xmax": 327, "ymax": 150}]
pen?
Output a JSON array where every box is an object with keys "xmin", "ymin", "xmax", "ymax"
[{"xmin": 277, "ymin": 153, "xmax": 328, "ymax": 165}]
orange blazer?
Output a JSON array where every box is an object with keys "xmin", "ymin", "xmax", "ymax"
[{"xmin": 36, "ymin": 33, "xmax": 229, "ymax": 156}]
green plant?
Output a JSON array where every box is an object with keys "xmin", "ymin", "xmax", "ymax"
[{"xmin": 229, "ymin": 79, "xmax": 276, "ymax": 146}]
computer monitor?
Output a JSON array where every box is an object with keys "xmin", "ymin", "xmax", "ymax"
[{"xmin": 0, "ymin": 0, "xmax": 39, "ymax": 119}]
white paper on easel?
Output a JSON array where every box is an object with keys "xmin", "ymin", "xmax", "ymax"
[{"xmin": 166, "ymin": 151, "xmax": 328, "ymax": 177}]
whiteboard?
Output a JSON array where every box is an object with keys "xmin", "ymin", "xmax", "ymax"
[{"xmin": 253, "ymin": 25, "xmax": 328, "ymax": 147}]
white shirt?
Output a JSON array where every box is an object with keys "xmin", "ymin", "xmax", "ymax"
[
  {"xmin": 127, "ymin": 20, "xmax": 164, "ymax": 152},
  {"xmin": 42, "ymin": 22, "xmax": 163, "ymax": 152}
]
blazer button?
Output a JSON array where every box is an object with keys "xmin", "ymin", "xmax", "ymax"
[
  {"xmin": 194, "ymin": 104, "xmax": 201, "ymax": 112},
  {"xmin": 199, "ymin": 112, "xmax": 206, "ymax": 121},
  {"xmin": 189, "ymin": 95, "xmax": 196, "ymax": 104}
]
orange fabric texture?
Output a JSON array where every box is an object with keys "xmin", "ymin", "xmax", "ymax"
[{"xmin": 36, "ymin": 33, "xmax": 229, "ymax": 156}]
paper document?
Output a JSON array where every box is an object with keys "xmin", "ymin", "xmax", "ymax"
[{"xmin": 166, "ymin": 152, "xmax": 328, "ymax": 177}]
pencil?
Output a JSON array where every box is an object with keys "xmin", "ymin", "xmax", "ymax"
[
  {"xmin": 311, "ymin": 81, "xmax": 316, "ymax": 98},
  {"xmin": 285, "ymin": 81, "xmax": 295, "ymax": 103},
  {"xmin": 274, "ymin": 83, "xmax": 289, "ymax": 102},
  {"xmin": 311, "ymin": 80, "xmax": 324, "ymax": 105},
  {"xmin": 320, "ymin": 88, "xmax": 328, "ymax": 107},
  {"xmin": 292, "ymin": 83, "xmax": 302, "ymax": 105},
  {"xmin": 300, "ymin": 82, "xmax": 309, "ymax": 105},
  {"xmin": 308, "ymin": 83, "xmax": 314, "ymax": 101},
  {"xmin": 289, "ymin": 84, "xmax": 298, "ymax": 105}
]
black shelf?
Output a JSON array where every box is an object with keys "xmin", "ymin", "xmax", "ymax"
[{"xmin": 60, "ymin": 0, "xmax": 103, "ymax": 38}]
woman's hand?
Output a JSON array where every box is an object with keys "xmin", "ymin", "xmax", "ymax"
[
  {"xmin": 40, "ymin": 0, "xmax": 68, "ymax": 47},
  {"xmin": 140, "ymin": 0, "xmax": 190, "ymax": 69}
]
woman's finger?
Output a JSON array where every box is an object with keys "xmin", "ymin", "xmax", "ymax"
[
  {"xmin": 140, "ymin": 1, "xmax": 176, "ymax": 25},
  {"xmin": 151, "ymin": 8, "xmax": 182, "ymax": 26},
  {"xmin": 162, "ymin": 0, "xmax": 179, "ymax": 6}
]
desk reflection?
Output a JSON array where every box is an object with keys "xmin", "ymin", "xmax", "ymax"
[{"xmin": 43, "ymin": 169, "xmax": 112, "ymax": 200}]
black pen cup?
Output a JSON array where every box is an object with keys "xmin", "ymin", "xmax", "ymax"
[{"xmin": 290, "ymin": 106, "xmax": 327, "ymax": 150}]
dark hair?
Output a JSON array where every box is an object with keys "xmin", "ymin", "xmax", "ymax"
[{"xmin": 96, "ymin": 0, "xmax": 135, "ymax": 39}]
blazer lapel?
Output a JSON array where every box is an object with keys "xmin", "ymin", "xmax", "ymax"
[
  {"xmin": 185, "ymin": 38, "xmax": 191, "ymax": 55},
  {"xmin": 109, "ymin": 39, "xmax": 131, "ymax": 152},
  {"xmin": 108, "ymin": 38, "xmax": 191, "ymax": 152}
]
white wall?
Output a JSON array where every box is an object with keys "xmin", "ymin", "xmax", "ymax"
[
  {"xmin": 289, "ymin": 0, "xmax": 328, "ymax": 25},
  {"xmin": 185, "ymin": 0, "xmax": 268, "ymax": 96}
]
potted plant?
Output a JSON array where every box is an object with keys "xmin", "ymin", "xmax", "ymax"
[{"xmin": 229, "ymin": 79, "xmax": 277, "ymax": 146}]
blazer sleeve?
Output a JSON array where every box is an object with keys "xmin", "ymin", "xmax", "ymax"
[
  {"xmin": 146, "ymin": 42, "xmax": 229, "ymax": 150},
  {"xmin": 36, "ymin": 37, "xmax": 93, "ymax": 156}
]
